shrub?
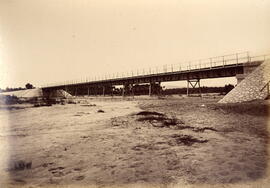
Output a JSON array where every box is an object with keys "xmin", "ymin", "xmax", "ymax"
[{"xmin": 0, "ymin": 95, "xmax": 20, "ymax": 105}]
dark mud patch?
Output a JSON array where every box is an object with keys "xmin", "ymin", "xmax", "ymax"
[
  {"xmin": 174, "ymin": 125, "xmax": 217, "ymax": 132},
  {"xmin": 74, "ymin": 114, "xmax": 82, "ymax": 116},
  {"xmin": 193, "ymin": 127, "xmax": 217, "ymax": 132},
  {"xmin": 80, "ymin": 104, "xmax": 96, "ymax": 107},
  {"xmin": 48, "ymin": 167, "xmax": 65, "ymax": 171},
  {"xmin": 137, "ymin": 116, "xmax": 167, "ymax": 122},
  {"xmin": 48, "ymin": 167, "xmax": 66, "ymax": 177},
  {"xmin": 136, "ymin": 111, "xmax": 217, "ymax": 132},
  {"xmin": 7, "ymin": 133, "xmax": 29, "ymax": 137},
  {"xmin": 169, "ymin": 134, "xmax": 208, "ymax": 146},
  {"xmin": 176, "ymin": 125, "xmax": 194, "ymax": 130},
  {"xmin": 9, "ymin": 160, "xmax": 32, "ymax": 171},
  {"xmin": 136, "ymin": 111, "xmax": 165, "ymax": 116},
  {"xmin": 162, "ymin": 117, "xmax": 181, "ymax": 126},
  {"xmin": 42, "ymin": 162, "xmax": 54, "ymax": 168},
  {"xmin": 12, "ymin": 179, "xmax": 27, "ymax": 184},
  {"xmin": 74, "ymin": 175, "xmax": 85, "ymax": 181},
  {"xmin": 136, "ymin": 111, "xmax": 183, "ymax": 128}
]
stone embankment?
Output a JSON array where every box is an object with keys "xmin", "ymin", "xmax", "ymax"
[{"xmin": 219, "ymin": 60, "xmax": 270, "ymax": 103}]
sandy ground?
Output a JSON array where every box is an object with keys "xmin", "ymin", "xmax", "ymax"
[{"xmin": 0, "ymin": 96, "xmax": 270, "ymax": 188}]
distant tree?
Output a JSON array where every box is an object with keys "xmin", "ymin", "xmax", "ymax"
[
  {"xmin": 1, "ymin": 86, "xmax": 26, "ymax": 92},
  {"xmin": 25, "ymin": 83, "xmax": 34, "ymax": 89}
]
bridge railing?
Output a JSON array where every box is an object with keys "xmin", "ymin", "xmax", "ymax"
[
  {"xmin": 249, "ymin": 54, "xmax": 270, "ymax": 62},
  {"xmin": 42, "ymin": 52, "xmax": 270, "ymax": 88}
]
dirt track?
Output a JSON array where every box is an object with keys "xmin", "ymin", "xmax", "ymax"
[{"xmin": 0, "ymin": 97, "xmax": 269, "ymax": 187}]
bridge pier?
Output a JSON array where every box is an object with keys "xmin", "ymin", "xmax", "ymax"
[
  {"xmin": 110, "ymin": 85, "xmax": 114, "ymax": 97},
  {"xmin": 149, "ymin": 82, "xmax": 162, "ymax": 96},
  {"xmin": 157, "ymin": 82, "xmax": 162, "ymax": 96},
  {"xmin": 64, "ymin": 86, "xmax": 69, "ymax": 98},
  {"xmin": 122, "ymin": 85, "xmax": 126, "ymax": 97},
  {"xmin": 187, "ymin": 79, "xmax": 202, "ymax": 97},
  {"xmin": 102, "ymin": 86, "xmax": 105, "ymax": 97},
  {"xmin": 121, "ymin": 83, "xmax": 135, "ymax": 97},
  {"xmin": 149, "ymin": 83, "xmax": 152, "ymax": 96},
  {"xmin": 75, "ymin": 87, "xmax": 77, "ymax": 97},
  {"xmin": 131, "ymin": 84, "xmax": 134, "ymax": 98}
]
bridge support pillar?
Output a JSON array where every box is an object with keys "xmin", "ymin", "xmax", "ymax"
[
  {"xmin": 94, "ymin": 87, "xmax": 97, "ymax": 97},
  {"xmin": 131, "ymin": 84, "xmax": 134, "ymax": 98},
  {"xmin": 122, "ymin": 85, "xmax": 126, "ymax": 97},
  {"xmin": 75, "ymin": 87, "xmax": 77, "ymax": 97},
  {"xmin": 157, "ymin": 82, "xmax": 161, "ymax": 96},
  {"xmin": 64, "ymin": 86, "xmax": 69, "ymax": 98},
  {"xmin": 187, "ymin": 79, "xmax": 202, "ymax": 97},
  {"xmin": 149, "ymin": 82, "xmax": 161, "ymax": 96},
  {"xmin": 102, "ymin": 86, "xmax": 105, "ymax": 97},
  {"xmin": 122, "ymin": 83, "xmax": 134, "ymax": 97},
  {"xmin": 149, "ymin": 83, "xmax": 152, "ymax": 96},
  {"xmin": 110, "ymin": 85, "xmax": 114, "ymax": 97}
]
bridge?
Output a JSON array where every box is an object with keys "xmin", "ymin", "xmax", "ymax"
[{"xmin": 42, "ymin": 52, "xmax": 270, "ymax": 98}]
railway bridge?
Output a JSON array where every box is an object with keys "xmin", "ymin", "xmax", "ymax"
[{"xmin": 41, "ymin": 52, "xmax": 269, "ymax": 98}]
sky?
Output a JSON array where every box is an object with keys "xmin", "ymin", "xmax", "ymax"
[{"xmin": 0, "ymin": 0, "xmax": 270, "ymax": 89}]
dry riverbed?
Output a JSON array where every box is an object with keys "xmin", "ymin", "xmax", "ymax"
[{"xmin": 0, "ymin": 97, "xmax": 270, "ymax": 188}]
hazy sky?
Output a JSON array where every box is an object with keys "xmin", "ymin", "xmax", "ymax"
[{"xmin": 0, "ymin": 0, "xmax": 270, "ymax": 88}]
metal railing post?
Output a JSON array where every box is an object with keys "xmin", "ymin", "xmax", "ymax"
[{"xmin": 247, "ymin": 52, "xmax": 250, "ymax": 62}]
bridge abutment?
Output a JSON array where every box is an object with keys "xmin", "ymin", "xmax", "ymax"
[{"xmin": 236, "ymin": 61, "xmax": 262, "ymax": 84}]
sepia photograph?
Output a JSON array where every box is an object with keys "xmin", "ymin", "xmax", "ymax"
[{"xmin": 0, "ymin": 0, "xmax": 270, "ymax": 187}]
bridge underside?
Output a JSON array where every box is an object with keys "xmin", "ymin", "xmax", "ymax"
[{"xmin": 42, "ymin": 64, "xmax": 247, "ymax": 98}]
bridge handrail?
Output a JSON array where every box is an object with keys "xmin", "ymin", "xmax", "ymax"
[{"xmin": 42, "ymin": 52, "xmax": 270, "ymax": 88}]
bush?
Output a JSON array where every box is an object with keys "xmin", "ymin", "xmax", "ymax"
[{"xmin": 0, "ymin": 95, "xmax": 20, "ymax": 105}]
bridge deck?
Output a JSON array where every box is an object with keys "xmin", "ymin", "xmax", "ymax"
[{"xmin": 42, "ymin": 52, "xmax": 269, "ymax": 91}]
